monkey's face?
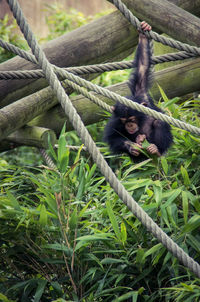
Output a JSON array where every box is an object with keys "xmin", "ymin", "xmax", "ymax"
[{"xmin": 121, "ymin": 116, "xmax": 139, "ymax": 134}]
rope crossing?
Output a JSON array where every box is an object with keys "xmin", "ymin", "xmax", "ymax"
[
  {"xmin": 0, "ymin": 40, "xmax": 200, "ymax": 134},
  {"xmin": 0, "ymin": 38, "xmax": 200, "ymax": 134},
  {"xmin": 3, "ymin": 0, "xmax": 200, "ymax": 279}
]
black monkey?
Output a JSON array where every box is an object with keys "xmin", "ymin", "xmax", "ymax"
[{"xmin": 104, "ymin": 21, "xmax": 173, "ymax": 159}]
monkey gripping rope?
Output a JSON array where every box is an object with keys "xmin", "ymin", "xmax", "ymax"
[{"xmin": 6, "ymin": 0, "xmax": 200, "ymax": 279}]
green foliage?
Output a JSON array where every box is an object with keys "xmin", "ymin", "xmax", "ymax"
[
  {"xmin": 1, "ymin": 3, "xmax": 200, "ymax": 302},
  {"xmin": 0, "ymin": 14, "xmax": 28, "ymax": 63},
  {"xmin": 1, "ymin": 94, "xmax": 200, "ymax": 301},
  {"xmin": 43, "ymin": 4, "xmax": 112, "ymax": 41}
]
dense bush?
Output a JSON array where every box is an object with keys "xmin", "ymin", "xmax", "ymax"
[{"xmin": 1, "ymin": 96, "xmax": 200, "ymax": 301}]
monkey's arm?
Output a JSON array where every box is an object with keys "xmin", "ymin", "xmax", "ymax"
[
  {"xmin": 129, "ymin": 33, "xmax": 151, "ymax": 100},
  {"xmin": 129, "ymin": 22, "xmax": 152, "ymax": 102}
]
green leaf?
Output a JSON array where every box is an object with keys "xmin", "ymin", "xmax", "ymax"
[
  {"xmin": 186, "ymin": 234, "xmax": 200, "ymax": 252},
  {"xmin": 43, "ymin": 243, "xmax": 72, "ymax": 255},
  {"xmin": 75, "ymin": 233, "xmax": 112, "ymax": 251},
  {"xmin": 113, "ymin": 291, "xmax": 139, "ymax": 302},
  {"xmin": 69, "ymin": 207, "xmax": 78, "ymax": 229},
  {"xmin": 39, "ymin": 204, "xmax": 48, "ymax": 226},
  {"xmin": 181, "ymin": 215, "xmax": 200, "ymax": 234},
  {"xmin": 120, "ymin": 222, "xmax": 127, "ymax": 244},
  {"xmin": 157, "ymin": 84, "xmax": 169, "ymax": 104},
  {"xmin": 106, "ymin": 200, "xmax": 121, "ymax": 241},
  {"xmin": 161, "ymin": 157, "xmax": 168, "ymax": 174},
  {"xmin": 0, "ymin": 293, "xmax": 15, "ymax": 302},
  {"xmin": 6, "ymin": 191, "xmax": 22, "ymax": 211},
  {"xmin": 143, "ymin": 243, "xmax": 163, "ymax": 259},
  {"xmin": 182, "ymin": 191, "xmax": 189, "ymax": 224},
  {"xmin": 85, "ymin": 163, "xmax": 97, "ymax": 184},
  {"xmin": 79, "ymin": 200, "xmax": 92, "ymax": 217},
  {"xmin": 142, "ymin": 139, "xmax": 151, "ymax": 149},
  {"xmin": 136, "ymin": 248, "xmax": 145, "ymax": 265},
  {"xmin": 101, "ymin": 258, "xmax": 124, "ymax": 264},
  {"xmin": 181, "ymin": 166, "xmax": 190, "ymax": 186},
  {"xmin": 34, "ymin": 279, "xmax": 47, "ymax": 302},
  {"xmin": 153, "ymin": 184, "xmax": 162, "ymax": 205}
]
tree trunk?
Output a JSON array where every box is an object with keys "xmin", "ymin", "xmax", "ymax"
[
  {"xmin": 0, "ymin": 10, "xmax": 137, "ymax": 107},
  {"xmin": 29, "ymin": 57, "xmax": 200, "ymax": 133},
  {"xmin": 110, "ymin": 0, "xmax": 200, "ymax": 46},
  {"xmin": 0, "ymin": 0, "xmax": 200, "ymax": 107},
  {"xmin": 0, "ymin": 126, "xmax": 57, "ymax": 152},
  {"xmin": 1, "ymin": 57, "xmax": 200, "ymax": 142}
]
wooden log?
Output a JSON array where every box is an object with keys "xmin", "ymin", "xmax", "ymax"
[
  {"xmin": 0, "ymin": 10, "xmax": 137, "ymax": 108},
  {"xmin": 110, "ymin": 0, "xmax": 200, "ymax": 46},
  {"xmin": 0, "ymin": 126, "xmax": 57, "ymax": 152},
  {"xmin": 29, "ymin": 57, "xmax": 200, "ymax": 134},
  {"xmin": 0, "ymin": 0, "xmax": 200, "ymax": 108},
  {"xmin": 0, "ymin": 56, "xmax": 198, "ymax": 139}
]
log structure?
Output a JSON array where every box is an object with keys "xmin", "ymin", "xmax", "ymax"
[{"xmin": 1, "ymin": 0, "xmax": 200, "ymax": 151}]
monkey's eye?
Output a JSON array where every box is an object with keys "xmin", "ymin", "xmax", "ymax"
[{"xmin": 128, "ymin": 116, "xmax": 137, "ymax": 122}]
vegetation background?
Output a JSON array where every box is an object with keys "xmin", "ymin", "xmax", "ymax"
[{"xmin": 0, "ymin": 2, "xmax": 200, "ymax": 302}]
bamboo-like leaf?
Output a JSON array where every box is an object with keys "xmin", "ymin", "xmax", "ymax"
[
  {"xmin": 182, "ymin": 191, "xmax": 189, "ymax": 224},
  {"xmin": 181, "ymin": 166, "xmax": 190, "ymax": 186},
  {"xmin": 113, "ymin": 291, "xmax": 139, "ymax": 302},
  {"xmin": 153, "ymin": 184, "xmax": 162, "ymax": 205},
  {"xmin": 181, "ymin": 215, "xmax": 200, "ymax": 234},
  {"xmin": 39, "ymin": 204, "xmax": 47, "ymax": 226},
  {"xmin": 136, "ymin": 248, "xmax": 145, "ymax": 265},
  {"xmin": 161, "ymin": 157, "xmax": 168, "ymax": 174},
  {"xmin": 69, "ymin": 207, "xmax": 78, "ymax": 229},
  {"xmin": 157, "ymin": 84, "xmax": 169, "ymax": 104},
  {"xmin": 34, "ymin": 279, "xmax": 47, "ymax": 302},
  {"xmin": 0, "ymin": 293, "xmax": 15, "ymax": 302},
  {"xmin": 6, "ymin": 191, "xmax": 22, "ymax": 211},
  {"xmin": 120, "ymin": 222, "xmax": 127, "ymax": 244},
  {"xmin": 143, "ymin": 243, "xmax": 163, "ymax": 259},
  {"xmin": 106, "ymin": 200, "xmax": 121, "ymax": 241}
]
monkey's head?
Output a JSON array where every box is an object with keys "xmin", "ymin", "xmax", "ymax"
[{"xmin": 113, "ymin": 102, "xmax": 145, "ymax": 134}]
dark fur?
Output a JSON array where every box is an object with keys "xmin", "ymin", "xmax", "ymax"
[{"xmin": 104, "ymin": 31, "xmax": 173, "ymax": 159}]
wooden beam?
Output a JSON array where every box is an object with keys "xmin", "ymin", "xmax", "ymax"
[
  {"xmin": 0, "ymin": 0, "xmax": 200, "ymax": 107},
  {"xmin": 1, "ymin": 56, "xmax": 200, "ymax": 142}
]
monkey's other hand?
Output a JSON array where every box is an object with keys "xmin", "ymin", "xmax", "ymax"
[
  {"xmin": 147, "ymin": 144, "xmax": 161, "ymax": 156},
  {"xmin": 136, "ymin": 134, "xmax": 146, "ymax": 145},
  {"xmin": 129, "ymin": 143, "xmax": 142, "ymax": 156},
  {"xmin": 141, "ymin": 21, "xmax": 152, "ymax": 32}
]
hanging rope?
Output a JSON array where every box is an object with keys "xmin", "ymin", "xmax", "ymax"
[
  {"xmin": 0, "ymin": 43, "xmax": 200, "ymax": 135},
  {"xmin": 5, "ymin": 0, "xmax": 200, "ymax": 279}
]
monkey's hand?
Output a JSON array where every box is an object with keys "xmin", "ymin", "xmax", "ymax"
[
  {"xmin": 141, "ymin": 21, "xmax": 152, "ymax": 32},
  {"xmin": 125, "ymin": 141, "xmax": 142, "ymax": 156},
  {"xmin": 136, "ymin": 134, "xmax": 146, "ymax": 145},
  {"xmin": 147, "ymin": 144, "xmax": 161, "ymax": 157},
  {"xmin": 125, "ymin": 141, "xmax": 142, "ymax": 157}
]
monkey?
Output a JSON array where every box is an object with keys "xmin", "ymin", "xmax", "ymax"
[{"xmin": 104, "ymin": 21, "xmax": 173, "ymax": 160}]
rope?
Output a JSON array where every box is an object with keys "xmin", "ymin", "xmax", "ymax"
[
  {"xmin": 6, "ymin": 0, "xmax": 200, "ymax": 279},
  {"xmin": 1, "ymin": 42, "xmax": 200, "ymax": 135},
  {"xmin": 0, "ymin": 38, "xmax": 198, "ymax": 80},
  {"xmin": 111, "ymin": 0, "xmax": 200, "ymax": 55},
  {"xmin": 53, "ymin": 68, "xmax": 200, "ymax": 136},
  {"xmin": 39, "ymin": 148, "xmax": 57, "ymax": 170}
]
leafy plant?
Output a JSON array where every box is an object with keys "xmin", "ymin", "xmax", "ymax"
[
  {"xmin": 0, "ymin": 14, "xmax": 28, "ymax": 63},
  {"xmin": 1, "ymin": 3, "xmax": 200, "ymax": 301}
]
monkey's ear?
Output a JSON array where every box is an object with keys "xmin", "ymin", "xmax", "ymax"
[{"xmin": 111, "ymin": 106, "xmax": 115, "ymax": 111}]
